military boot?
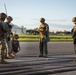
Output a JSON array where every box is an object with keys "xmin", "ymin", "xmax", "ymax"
[
  {"xmin": 38, "ymin": 54, "xmax": 43, "ymax": 57},
  {"xmin": 5, "ymin": 55, "xmax": 12, "ymax": 59},
  {"xmin": 0, "ymin": 58, "xmax": 8, "ymax": 64},
  {"xmin": 1, "ymin": 60, "xmax": 8, "ymax": 64}
]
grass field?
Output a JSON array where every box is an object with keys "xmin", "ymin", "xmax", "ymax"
[{"xmin": 17, "ymin": 34, "xmax": 73, "ymax": 42}]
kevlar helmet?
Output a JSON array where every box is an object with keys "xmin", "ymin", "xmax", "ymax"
[
  {"xmin": 72, "ymin": 17, "xmax": 76, "ymax": 24},
  {"xmin": 0, "ymin": 12, "xmax": 7, "ymax": 21},
  {"xmin": 14, "ymin": 34, "xmax": 19, "ymax": 39},
  {"xmin": 40, "ymin": 18, "xmax": 45, "ymax": 22}
]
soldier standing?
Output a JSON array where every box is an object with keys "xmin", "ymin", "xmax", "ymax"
[
  {"xmin": 0, "ymin": 12, "xmax": 7, "ymax": 63},
  {"xmin": 72, "ymin": 17, "xmax": 76, "ymax": 62},
  {"xmin": 38, "ymin": 18, "xmax": 49, "ymax": 58},
  {"xmin": 5, "ymin": 16, "xmax": 13, "ymax": 58},
  {"xmin": 11, "ymin": 34, "xmax": 21, "ymax": 58}
]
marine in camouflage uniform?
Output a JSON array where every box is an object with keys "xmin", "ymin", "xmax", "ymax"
[
  {"xmin": 5, "ymin": 16, "xmax": 13, "ymax": 58},
  {"xmin": 38, "ymin": 18, "xmax": 49, "ymax": 57},
  {"xmin": 0, "ymin": 12, "xmax": 8, "ymax": 63},
  {"xmin": 11, "ymin": 34, "xmax": 21, "ymax": 58},
  {"xmin": 72, "ymin": 17, "xmax": 76, "ymax": 62}
]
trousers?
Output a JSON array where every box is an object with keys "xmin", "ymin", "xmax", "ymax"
[
  {"xmin": 6, "ymin": 40, "xmax": 12, "ymax": 56},
  {"xmin": 0, "ymin": 39, "xmax": 6, "ymax": 61},
  {"xmin": 39, "ymin": 38, "xmax": 48, "ymax": 55}
]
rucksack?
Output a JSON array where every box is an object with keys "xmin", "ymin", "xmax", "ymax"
[{"xmin": 72, "ymin": 26, "xmax": 76, "ymax": 39}]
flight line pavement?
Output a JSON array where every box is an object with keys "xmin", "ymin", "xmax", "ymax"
[{"xmin": 0, "ymin": 42, "xmax": 76, "ymax": 75}]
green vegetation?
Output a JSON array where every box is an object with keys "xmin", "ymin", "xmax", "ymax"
[{"xmin": 18, "ymin": 34, "xmax": 73, "ymax": 42}]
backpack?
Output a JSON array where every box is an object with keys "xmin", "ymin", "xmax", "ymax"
[
  {"xmin": 13, "ymin": 34, "xmax": 19, "ymax": 39},
  {"xmin": 72, "ymin": 26, "xmax": 76, "ymax": 39}
]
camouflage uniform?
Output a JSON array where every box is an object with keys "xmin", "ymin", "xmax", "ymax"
[
  {"xmin": 0, "ymin": 13, "xmax": 7, "ymax": 63},
  {"xmin": 72, "ymin": 17, "xmax": 76, "ymax": 62},
  {"xmin": 5, "ymin": 16, "xmax": 13, "ymax": 58},
  {"xmin": 5, "ymin": 24, "xmax": 12, "ymax": 58},
  {"xmin": 11, "ymin": 34, "xmax": 20, "ymax": 58},
  {"xmin": 72, "ymin": 26, "xmax": 76, "ymax": 52},
  {"xmin": 38, "ymin": 18, "xmax": 49, "ymax": 57}
]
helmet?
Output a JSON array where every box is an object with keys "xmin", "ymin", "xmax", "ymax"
[
  {"xmin": 14, "ymin": 34, "xmax": 19, "ymax": 39},
  {"xmin": 40, "ymin": 18, "xmax": 45, "ymax": 22},
  {"xmin": 0, "ymin": 12, "xmax": 7, "ymax": 21},
  {"xmin": 72, "ymin": 17, "xmax": 76, "ymax": 24},
  {"xmin": 6, "ymin": 16, "xmax": 13, "ymax": 21}
]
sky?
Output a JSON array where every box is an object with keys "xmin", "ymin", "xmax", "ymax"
[{"xmin": 0, "ymin": 0, "xmax": 76, "ymax": 31}]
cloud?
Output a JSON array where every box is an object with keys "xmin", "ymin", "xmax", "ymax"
[
  {"xmin": 32, "ymin": 18, "xmax": 71, "ymax": 22},
  {"xmin": 46, "ymin": 19, "xmax": 68, "ymax": 22},
  {"xmin": 48, "ymin": 23, "xmax": 74, "ymax": 31},
  {"xmin": 12, "ymin": 17, "xmax": 74, "ymax": 31}
]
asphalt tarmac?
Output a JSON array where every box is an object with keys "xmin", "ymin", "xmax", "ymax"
[
  {"xmin": 17, "ymin": 42, "xmax": 74, "ymax": 56},
  {"xmin": 1, "ymin": 42, "xmax": 76, "ymax": 75}
]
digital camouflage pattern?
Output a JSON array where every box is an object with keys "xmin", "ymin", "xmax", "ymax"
[
  {"xmin": 39, "ymin": 23, "xmax": 49, "ymax": 40},
  {"xmin": 38, "ymin": 18, "xmax": 49, "ymax": 57},
  {"xmin": 0, "ymin": 12, "xmax": 7, "ymax": 62},
  {"xmin": 72, "ymin": 17, "xmax": 76, "ymax": 62}
]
